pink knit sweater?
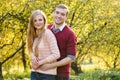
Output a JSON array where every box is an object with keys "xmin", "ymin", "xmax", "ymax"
[{"xmin": 31, "ymin": 29, "xmax": 60, "ymax": 75}]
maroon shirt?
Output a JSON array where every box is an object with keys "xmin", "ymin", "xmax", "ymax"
[{"xmin": 48, "ymin": 24, "xmax": 77, "ymax": 78}]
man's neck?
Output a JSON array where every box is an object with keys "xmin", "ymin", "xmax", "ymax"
[
  {"xmin": 54, "ymin": 23, "xmax": 65, "ymax": 29},
  {"xmin": 54, "ymin": 24, "xmax": 61, "ymax": 29}
]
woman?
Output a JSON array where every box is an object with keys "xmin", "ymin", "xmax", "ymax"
[{"xmin": 26, "ymin": 10, "xmax": 60, "ymax": 80}]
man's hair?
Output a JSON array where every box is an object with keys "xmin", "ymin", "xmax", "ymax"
[{"xmin": 55, "ymin": 4, "xmax": 69, "ymax": 16}]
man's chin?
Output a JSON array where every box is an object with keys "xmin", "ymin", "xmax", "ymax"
[{"xmin": 55, "ymin": 22, "xmax": 63, "ymax": 25}]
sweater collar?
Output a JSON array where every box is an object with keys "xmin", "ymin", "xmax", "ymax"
[
  {"xmin": 58, "ymin": 22, "xmax": 66, "ymax": 31},
  {"xmin": 52, "ymin": 22, "xmax": 66, "ymax": 31}
]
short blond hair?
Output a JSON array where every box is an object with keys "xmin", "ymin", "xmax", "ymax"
[{"xmin": 54, "ymin": 4, "xmax": 69, "ymax": 16}]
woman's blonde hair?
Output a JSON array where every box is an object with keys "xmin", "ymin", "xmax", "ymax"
[{"xmin": 26, "ymin": 10, "xmax": 47, "ymax": 57}]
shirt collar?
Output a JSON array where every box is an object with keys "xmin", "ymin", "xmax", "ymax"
[
  {"xmin": 52, "ymin": 22, "xmax": 66, "ymax": 31},
  {"xmin": 58, "ymin": 22, "xmax": 66, "ymax": 31}
]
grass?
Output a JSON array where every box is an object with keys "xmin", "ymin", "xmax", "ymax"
[
  {"xmin": 3, "ymin": 70, "xmax": 30, "ymax": 80},
  {"xmin": 3, "ymin": 69, "xmax": 120, "ymax": 80},
  {"xmin": 70, "ymin": 69, "xmax": 120, "ymax": 80},
  {"xmin": 3, "ymin": 63, "xmax": 120, "ymax": 80}
]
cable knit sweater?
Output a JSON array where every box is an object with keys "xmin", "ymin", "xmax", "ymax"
[{"xmin": 31, "ymin": 29, "xmax": 60, "ymax": 75}]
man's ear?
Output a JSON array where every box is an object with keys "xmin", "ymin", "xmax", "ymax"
[{"xmin": 65, "ymin": 15, "xmax": 68, "ymax": 20}]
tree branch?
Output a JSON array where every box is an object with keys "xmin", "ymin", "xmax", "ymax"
[{"xmin": 1, "ymin": 43, "xmax": 25, "ymax": 65}]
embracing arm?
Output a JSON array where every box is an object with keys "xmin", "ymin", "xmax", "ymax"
[
  {"xmin": 39, "ymin": 55, "xmax": 75, "ymax": 71},
  {"xmin": 40, "ymin": 29, "xmax": 77, "ymax": 70},
  {"xmin": 51, "ymin": 56, "xmax": 74, "ymax": 67}
]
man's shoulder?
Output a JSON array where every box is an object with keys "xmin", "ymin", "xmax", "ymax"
[
  {"xmin": 64, "ymin": 25, "xmax": 75, "ymax": 34},
  {"xmin": 47, "ymin": 24, "xmax": 53, "ymax": 29}
]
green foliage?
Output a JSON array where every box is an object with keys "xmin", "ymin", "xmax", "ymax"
[
  {"xmin": 75, "ymin": 0, "xmax": 120, "ymax": 72},
  {"xmin": 3, "ymin": 69, "xmax": 120, "ymax": 80},
  {"xmin": 71, "ymin": 70, "xmax": 120, "ymax": 80},
  {"xmin": 0, "ymin": 0, "xmax": 120, "ymax": 78},
  {"xmin": 3, "ymin": 71, "xmax": 30, "ymax": 80}
]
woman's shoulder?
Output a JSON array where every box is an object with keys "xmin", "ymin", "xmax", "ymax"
[
  {"xmin": 44, "ymin": 29, "xmax": 56, "ymax": 41},
  {"xmin": 44, "ymin": 29, "xmax": 54, "ymax": 38},
  {"xmin": 45, "ymin": 29, "xmax": 53, "ymax": 34}
]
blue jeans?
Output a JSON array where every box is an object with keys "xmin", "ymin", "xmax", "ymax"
[
  {"xmin": 56, "ymin": 76, "xmax": 69, "ymax": 80},
  {"xmin": 31, "ymin": 72, "xmax": 55, "ymax": 80}
]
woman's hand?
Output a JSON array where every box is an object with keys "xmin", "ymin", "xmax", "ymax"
[{"xmin": 31, "ymin": 57, "xmax": 39, "ymax": 70}]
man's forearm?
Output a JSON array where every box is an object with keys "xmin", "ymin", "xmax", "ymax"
[
  {"xmin": 35, "ymin": 57, "xmax": 74, "ymax": 71},
  {"xmin": 52, "ymin": 57, "xmax": 74, "ymax": 68}
]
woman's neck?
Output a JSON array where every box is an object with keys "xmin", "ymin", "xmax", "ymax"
[{"xmin": 36, "ymin": 29, "xmax": 42, "ymax": 37}]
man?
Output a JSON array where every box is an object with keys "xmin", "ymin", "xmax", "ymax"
[{"xmin": 40, "ymin": 4, "xmax": 77, "ymax": 80}]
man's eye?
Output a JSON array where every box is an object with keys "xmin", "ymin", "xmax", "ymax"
[
  {"xmin": 56, "ymin": 11, "xmax": 59, "ymax": 14},
  {"xmin": 61, "ymin": 13, "xmax": 65, "ymax": 16}
]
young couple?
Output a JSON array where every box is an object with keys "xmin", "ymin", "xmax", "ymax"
[{"xmin": 26, "ymin": 4, "xmax": 77, "ymax": 80}]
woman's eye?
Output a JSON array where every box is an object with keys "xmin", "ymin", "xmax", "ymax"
[
  {"xmin": 39, "ymin": 19, "xmax": 42, "ymax": 21},
  {"xmin": 34, "ymin": 20, "xmax": 37, "ymax": 22}
]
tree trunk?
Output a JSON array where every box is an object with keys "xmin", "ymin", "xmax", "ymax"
[
  {"xmin": 22, "ymin": 47, "xmax": 26, "ymax": 71},
  {"xmin": 71, "ymin": 62, "xmax": 83, "ymax": 75},
  {"xmin": 0, "ymin": 44, "xmax": 25, "ymax": 80},
  {"xmin": 0, "ymin": 62, "xmax": 3, "ymax": 80}
]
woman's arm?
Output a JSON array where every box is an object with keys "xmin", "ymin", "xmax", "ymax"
[{"xmin": 37, "ymin": 29, "xmax": 60, "ymax": 66}]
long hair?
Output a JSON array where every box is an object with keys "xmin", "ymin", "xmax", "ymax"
[{"xmin": 26, "ymin": 10, "xmax": 47, "ymax": 57}]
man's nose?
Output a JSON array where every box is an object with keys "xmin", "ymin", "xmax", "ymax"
[{"xmin": 57, "ymin": 14, "xmax": 61, "ymax": 17}]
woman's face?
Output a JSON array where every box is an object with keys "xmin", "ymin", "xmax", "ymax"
[{"xmin": 33, "ymin": 14, "xmax": 45, "ymax": 29}]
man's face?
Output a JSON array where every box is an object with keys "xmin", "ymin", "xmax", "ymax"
[{"xmin": 53, "ymin": 8, "xmax": 67, "ymax": 25}]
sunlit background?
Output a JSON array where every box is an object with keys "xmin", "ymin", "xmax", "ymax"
[{"xmin": 0, "ymin": 0, "xmax": 120, "ymax": 80}]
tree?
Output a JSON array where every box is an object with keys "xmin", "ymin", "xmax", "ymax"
[{"xmin": 0, "ymin": 0, "xmax": 120, "ymax": 78}]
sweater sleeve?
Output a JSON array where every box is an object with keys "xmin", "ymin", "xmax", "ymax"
[
  {"xmin": 66, "ymin": 31, "xmax": 77, "ymax": 56},
  {"xmin": 41, "ymin": 29, "xmax": 60, "ymax": 63}
]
